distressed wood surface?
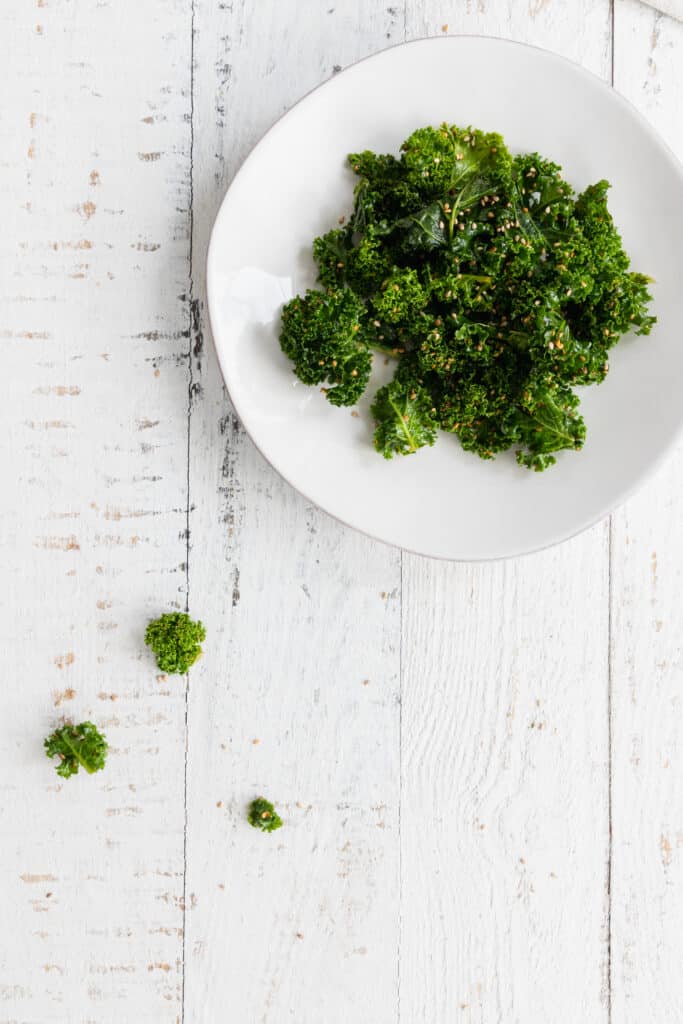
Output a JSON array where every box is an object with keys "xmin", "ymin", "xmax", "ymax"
[
  {"xmin": 184, "ymin": 6, "xmax": 402, "ymax": 1021},
  {"xmin": 611, "ymin": 4, "xmax": 683, "ymax": 1021},
  {"xmin": 0, "ymin": 1, "xmax": 680, "ymax": 1022},
  {"xmin": 0, "ymin": 1, "xmax": 192, "ymax": 1019}
]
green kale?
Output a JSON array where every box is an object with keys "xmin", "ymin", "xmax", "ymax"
[
  {"xmin": 278, "ymin": 122, "xmax": 655, "ymax": 470},
  {"xmin": 506, "ymin": 373, "xmax": 587, "ymax": 471},
  {"xmin": 371, "ymin": 379, "xmax": 438, "ymax": 458},
  {"xmin": 44, "ymin": 721, "xmax": 108, "ymax": 779},
  {"xmin": 248, "ymin": 797, "xmax": 283, "ymax": 833},
  {"xmin": 145, "ymin": 611, "xmax": 206, "ymax": 674},
  {"xmin": 400, "ymin": 124, "xmax": 512, "ymax": 199},
  {"xmin": 280, "ymin": 288, "xmax": 371, "ymax": 406}
]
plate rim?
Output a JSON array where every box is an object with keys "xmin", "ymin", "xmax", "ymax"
[{"xmin": 206, "ymin": 34, "xmax": 683, "ymax": 562}]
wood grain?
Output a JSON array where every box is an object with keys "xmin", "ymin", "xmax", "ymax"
[
  {"xmin": 0, "ymin": 1, "xmax": 191, "ymax": 1019},
  {"xmin": 611, "ymin": 4, "xmax": 683, "ymax": 1020},
  {"xmin": 184, "ymin": 3, "xmax": 402, "ymax": 1021}
]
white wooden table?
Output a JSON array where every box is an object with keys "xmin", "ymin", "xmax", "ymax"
[{"xmin": 1, "ymin": 1, "xmax": 681, "ymax": 1021}]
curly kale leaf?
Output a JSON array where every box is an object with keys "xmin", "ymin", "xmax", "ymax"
[
  {"xmin": 348, "ymin": 150, "xmax": 421, "ymax": 226},
  {"xmin": 44, "ymin": 721, "xmax": 108, "ymax": 779},
  {"xmin": 506, "ymin": 374, "xmax": 587, "ymax": 471},
  {"xmin": 371, "ymin": 379, "xmax": 438, "ymax": 458},
  {"xmin": 512, "ymin": 153, "xmax": 575, "ymax": 229},
  {"xmin": 400, "ymin": 124, "xmax": 512, "ymax": 199},
  {"xmin": 280, "ymin": 288, "xmax": 372, "ymax": 406},
  {"xmin": 371, "ymin": 268, "xmax": 428, "ymax": 326},
  {"xmin": 313, "ymin": 225, "xmax": 392, "ymax": 296},
  {"xmin": 568, "ymin": 181, "xmax": 656, "ymax": 342},
  {"xmin": 248, "ymin": 797, "xmax": 283, "ymax": 833},
  {"xmin": 394, "ymin": 202, "xmax": 448, "ymax": 251},
  {"xmin": 145, "ymin": 611, "xmax": 206, "ymax": 674}
]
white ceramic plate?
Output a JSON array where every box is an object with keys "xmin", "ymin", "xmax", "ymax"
[{"xmin": 207, "ymin": 37, "xmax": 683, "ymax": 560}]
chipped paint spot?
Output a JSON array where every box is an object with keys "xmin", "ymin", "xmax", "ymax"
[
  {"xmin": 138, "ymin": 152, "xmax": 162, "ymax": 162},
  {"xmin": 94, "ymin": 534, "xmax": 145, "ymax": 547},
  {"xmin": 76, "ymin": 200, "xmax": 96, "ymax": 221},
  {"xmin": 103, "ymin": 507, "xmax": 156, "ymax": 521},
  {"xmin": 50, "ymin": 239, "xmax": 93, "ymax": 250},
  {"xmin": 53, "ymin": 687, "xmax": 76, "ymax": 706},
  {"xmin": 33, "ymin": 385, "xmax": 81, "ymax": 396},
  {"xmin": 89, "ymin": 169, "xmax": 100, "ymax": 185},
  {"xmin": 25, "ymin": 419, "xmax": 72, "ymax": 430},
  {"xmin": 20, "ymin": 873, "xmax": 57, "ymax": 883},
  {"xmin": 35, "ymin": 536, "xmax": 80, "ymax": 551},
  {"xmin": 53, "ymin": 652, "xmax": 75, "ymax": 669},
  {"xmin": 661, "ymin": 833, "xmax": 672, "ymax": 867},
  {"xmin": 0, "ymin": 328, "xmax": 50, "ymax": 340}
]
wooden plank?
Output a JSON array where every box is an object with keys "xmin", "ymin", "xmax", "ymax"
[
  {"xmin": 184, "ymin": 2, "xmax": 402, "ymax": 1021},
  {"xmin": 0, "ymin": 1, "xmax": 191, "ymax": 1019},
  {"xmin": 400, "ymin": 3, "xmax": 613, "ymax": 1020},
  {"xmin": 611, "ymin": 4, "xmax": 683, "ymax": 1021}
]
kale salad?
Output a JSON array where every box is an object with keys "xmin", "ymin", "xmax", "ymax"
[{"xmin": 279, "ymin": 124, "xmax": 655, "ymax": 471}]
